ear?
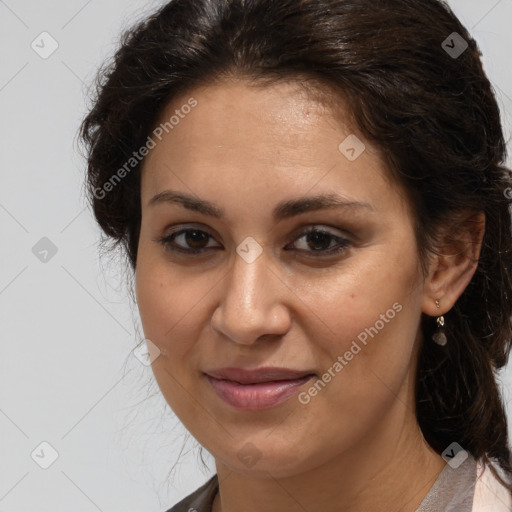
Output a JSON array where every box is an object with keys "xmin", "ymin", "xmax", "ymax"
[{"xmin": 422, "ymin": 211, "xmax": 485, "ymax": 316}]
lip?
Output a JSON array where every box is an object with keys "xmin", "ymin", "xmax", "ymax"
[{"xmin": 203, "ymin": 367, "xmax": 316, "ymax": 410}]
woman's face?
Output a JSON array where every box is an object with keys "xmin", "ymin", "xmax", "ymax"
[{"xmin": 135, "ymin": 78, "xmax": 427, "ymax": 477}]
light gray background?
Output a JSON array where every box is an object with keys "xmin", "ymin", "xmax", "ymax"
[{"xmin": 1, "ymin": 1, "xmax": 511, "ymax": 511}]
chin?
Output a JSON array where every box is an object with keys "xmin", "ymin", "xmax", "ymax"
[{"xmin": 214, "ymin": 438, "xmax": 322, "ymax": 479}]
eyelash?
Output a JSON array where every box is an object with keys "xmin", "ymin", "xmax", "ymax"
[{"xmin": 156, "ymin": 226, "xmax": 352, "ymax": 258}]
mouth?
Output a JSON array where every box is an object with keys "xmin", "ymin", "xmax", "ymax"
[{"xmin": 203, "ymin": 367, "xmax": 316, "ymax": 410}]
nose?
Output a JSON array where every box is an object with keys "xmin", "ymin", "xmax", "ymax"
[{"xmin": 210, "ymin": 245, "xmax": 292, "ymax": 345}]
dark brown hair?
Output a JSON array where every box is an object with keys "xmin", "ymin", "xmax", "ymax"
[{"xmin": 79, "ymin": 0, "xmax": 512, "ymax": 486}]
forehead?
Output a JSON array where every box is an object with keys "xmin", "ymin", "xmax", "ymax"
[
  {"xmin": 139, "ymin": 77, "xmax": 408, "ymax": 221},
  {"xmin": 147, "ymin": 78, "xmax": 348, "ymax": 161}
]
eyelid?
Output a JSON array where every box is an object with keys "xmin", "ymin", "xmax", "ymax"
[
  {"xmin": 287, "ymin": 224, "xmax": 351, "ymax": 241},
  {"xmin": 163, "ymin": 224, "xmax": 222, "ymax": 251},
  {"xmin": 157, "ymin": 223, "xmax": 353, "ymax": 257},
  {"xmin": 163, "ymin": 222, "xmax": 221, "ymax": 239},
  {"xmin": 285, "ymin": 226, "xmax": 352, "ymax": 253}
]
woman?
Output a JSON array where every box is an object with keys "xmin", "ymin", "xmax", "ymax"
[{"xmin": 79, "ymin": 0, "xmax": 512, "ymax": 510}]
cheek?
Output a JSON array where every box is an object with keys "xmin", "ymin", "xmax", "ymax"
[
  {"xmin": 293, "ymin": 243, "xmax": 422, "ymax": 385},
  {"xmin": 134, "ymin": 255, "xmax": 217, "ymax": 422},
  {"xmin": 135, "ymin": 254, "xmax": 206, "ymax": 357},
  {"xmin": 288, "ymin": 256, "xmax": 422, "ymax": 458}
]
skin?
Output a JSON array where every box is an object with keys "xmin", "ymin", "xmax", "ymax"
[{"xmin": 135, "ymin": 77, "xmax": 485, "ymax": 512}]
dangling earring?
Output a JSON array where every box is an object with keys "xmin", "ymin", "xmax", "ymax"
[{"xmin": 432, "ymin": 299, "xmax": 447, "ymax": 346}]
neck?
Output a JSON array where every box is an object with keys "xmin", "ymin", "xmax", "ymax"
[{"xmin": 212, "ymin": 402, "xmax": 445, "ymax": 512}]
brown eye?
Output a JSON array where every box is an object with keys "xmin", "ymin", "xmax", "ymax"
[
  {"xmin": 305, "ymin": 230, "xmax": 333, "ymax": 251},
  {"xmin": 157, "ymin": 225, "xmax": 351, "ymax": 258},
  {"xmin": 287, "ymin": 227, "xmax": 352, "ymax": 257},
  {"xmin": 158, "ymin": 228, "xmax": 221, "ymax": 254},
  {"xmin": 183, "ymin": 230, "xmax": 210, "ymax": 249}
]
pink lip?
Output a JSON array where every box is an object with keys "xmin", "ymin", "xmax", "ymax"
[{"xmin": 203, "ymin": 367, "xmax": 315, "ymax": 410}]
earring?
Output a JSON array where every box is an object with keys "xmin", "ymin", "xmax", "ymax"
[{"xmin": 432, "ymin": 299, "xmax": 447, "ymax": 346}]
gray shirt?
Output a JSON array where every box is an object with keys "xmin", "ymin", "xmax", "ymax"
[{"xmin": 165, "ymin": 456, "xmax": 479, "ymax": 512}]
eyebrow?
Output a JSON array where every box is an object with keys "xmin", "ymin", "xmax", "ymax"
[{"xmin": 147, "ymin": 189, "xmax": 374, "ymax": 222}]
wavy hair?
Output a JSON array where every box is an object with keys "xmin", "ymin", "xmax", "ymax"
[{"xmin": 79, "ymin": 0, "xmax": 512, "ymax": 486}]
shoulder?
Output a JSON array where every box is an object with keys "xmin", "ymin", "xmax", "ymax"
[
  {"xmin": 472, "ymin": 459, "xmax": 512, "ymax": 512},
  {"xmin": 164, "ymin": 474, "xmax": 219, "ymax": 512}
]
